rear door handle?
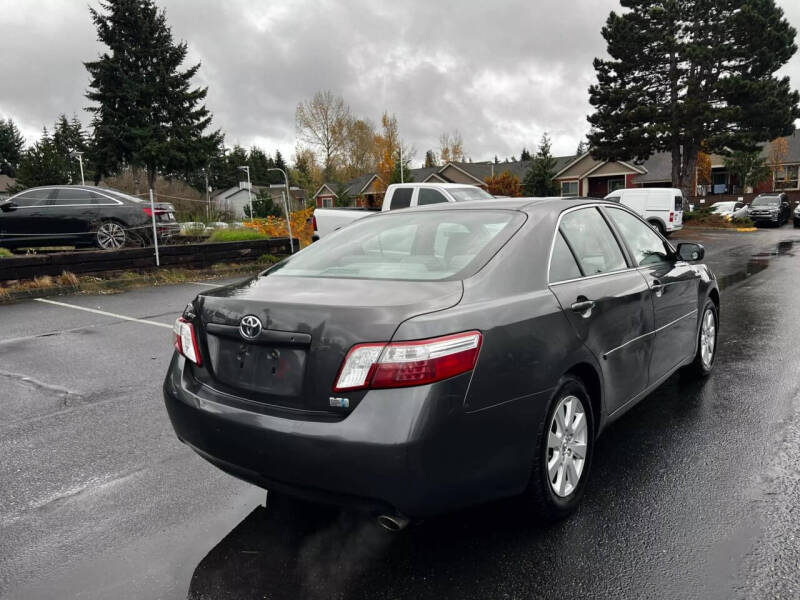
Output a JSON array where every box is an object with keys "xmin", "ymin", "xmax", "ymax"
[{"xmin": 570, "ymin": 300, "xmax": 595, "ymax": 314}]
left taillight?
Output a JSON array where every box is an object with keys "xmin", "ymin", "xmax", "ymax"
[
  {"xmin": 333, "ymin": 331, "xmax": 482, "ymax": 392},
  {"xmin": 173, "ymin": 317, "xmax": 201, "ymax": 365}
]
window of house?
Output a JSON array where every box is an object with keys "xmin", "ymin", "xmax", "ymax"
[
  {"xmin": 775, "ymin": 165, "xmax": 799, "ymax": 190},
  {"xmin": 561, "ymin": 181, "xmax": 579, "ymax": 197},
  {"xmin": 321, "ymin": 197, "xmax": 333, "ymax": 208},
  {"xmin": 608, "ymin": 178, "xmax": 625, "ymax": 193}
]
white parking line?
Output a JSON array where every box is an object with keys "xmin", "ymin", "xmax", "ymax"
[
  {"xmin": 34, "ymin": 298, "xmax": 173, "ymax": 329},
  {"xmin": 188, "ymin": 282, "xmax": 220, "ymax": 288}
]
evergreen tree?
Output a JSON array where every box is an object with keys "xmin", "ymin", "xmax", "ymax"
[
  {"xmin": 85, "ymin": 0, "xmax": 223, "ymax": 188},
  {"xmin": 723, "ymin": 150, "xmax": 772, "ymax": 193},
  {"xmin": 493, "ymin": 155, "xmax": 499, "ymax": 164},
  {"xmin": 0, "ymin": 118, "xmax": 25, "ymax": 177},
  {"xmin": 520, "ymin": 147, "xmax": 532, "ymax": 161},
  {"xmin": 16, "ymin": 128, "xmax": 71, "ymax": 188},
  {"xmin": 52, "ymin": 114, "xmax": 91, "ymax": 183},
  {"xmin": 575, "ymin": 139, "xmax": 588, "ymax": 156},
  {"xmin": 523, "ymin": 133, "xmax": 559, "ymax": 196},
  {"xmin": 243, "ymin": 189, "xmax": 283, "ymax": 218},
  {"xmin": 588, "ymin": 0, "xmax": 799, "ymax": 197},
  {"xmin": 389, "ymin": 150, "xmax": 414, "ymax": 184}
]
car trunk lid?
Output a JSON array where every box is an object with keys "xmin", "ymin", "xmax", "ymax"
[{"xmin": 192, "ymin": 274, "xmax": 463, "ymax": 414}]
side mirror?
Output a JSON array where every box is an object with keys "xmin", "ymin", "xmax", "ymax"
[
  {"xmin": 0, "ymin": 200, "xmax": 17, "ymax": 212},
  {"xmin": 677, "ymin": 242, "xmax": 704, "ymax": 262}
]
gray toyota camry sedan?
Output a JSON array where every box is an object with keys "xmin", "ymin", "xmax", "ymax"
[{"xmin": 164, "ymin": 198, "xmax": 719, "ymax": 528}]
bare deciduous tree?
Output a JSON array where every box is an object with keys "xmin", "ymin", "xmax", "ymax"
[
  {"xmin": 439, "ymin": 131, "xmax": 465, "ymax": 164},
  {"xmin": 295, "ymin": 90, "xmax": 351, "ymax": 177}
]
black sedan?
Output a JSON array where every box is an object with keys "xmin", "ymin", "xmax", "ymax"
[
  {"xmin": 748, "ymin": 193, "xmax": 791, "ymax": 226},
  {"xmin": 164, "ymin": 198, "xmax": 719, "ymax": 528},
  {"xmin": 0, "ymin": 185, "xmax": 179, "ymax": 249}
]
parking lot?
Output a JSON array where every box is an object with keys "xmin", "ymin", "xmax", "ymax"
[{"xmin": 2, "ymin": 226, "xmax": 800, "ymax": 599}]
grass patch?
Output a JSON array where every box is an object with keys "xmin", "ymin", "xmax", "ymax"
[
  {"xmin": 683, "ymin": 208, "xmax": 753, "ymax": 229},
  {"xmin": 206, "ymin": 229, "xmax": 269, "ymax": 243},
  {"xmin": 0, "ymin": 248, "xmax": 12, "ymax": 258}
]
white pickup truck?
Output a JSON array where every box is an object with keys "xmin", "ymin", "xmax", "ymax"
[{"xmin": 312, "ymin": 183, "xmax": 494, "ymax": 240}]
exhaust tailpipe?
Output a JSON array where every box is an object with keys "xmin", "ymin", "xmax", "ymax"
[{"xmin": 376, "ymin": 513, "xmax": 410, "ymax": 532}]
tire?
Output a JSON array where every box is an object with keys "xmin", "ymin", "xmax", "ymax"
[
  {"xmin": 523, "ymin": 376, "xmax": 595, "ymax": 522},
  {"xmin": 684, "ymin": 299, "xmax": 718, "ymax": 377},
  {"xmin": 95, "ymin": 220, "xmax": 127, "ymax": 249},
  {"xmin": 648, "ymin": 220, "xmax": 666, "ymax": 236},
  {"xmin": 794, "ymin": 221, "xmax": 799, "ymax": 228}
]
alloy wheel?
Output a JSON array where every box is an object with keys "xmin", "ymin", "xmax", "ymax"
[
  {"xmin": 700, "ymin": 308, "xmax": 716, "ymax": 368},
  {"xmin": 546, "ymin": 395, "xmax": 588, "ymax": 498},
  {"xmin": 97, "ymin": 222, "xmax": 126, "ymax": 249}
]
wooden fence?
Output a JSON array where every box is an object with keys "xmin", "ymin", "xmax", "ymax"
[{"xmin": 0, "ymin": 238, "xmax": 295, "ymax": 281}]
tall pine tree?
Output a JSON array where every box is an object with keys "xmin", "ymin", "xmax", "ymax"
[
  {"xmin": 85, "ymin": 0, "xmax": 222, "ymax": 188},
  {"xmin": 523, "ymin": 133, "xmax": 559, "ymax": 196},
  {"xmin": 15, "ymin": 128, "xmax": 71, "ymax": 188},
  {"xmin": 588, "ymin": 0, "xmax": 799, "ymax": 197},
  {"xmin": 0, "ymin": 118, "xmax": 25, "ymax": 177}
]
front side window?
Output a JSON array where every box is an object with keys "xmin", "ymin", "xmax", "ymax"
[
  {"xmin": 549, "ymin": 231, "xmax": 582, "ymax": 282},
  {"xmin": 11, "ymin": 189, "xmax": 53, "ymax": 206},
  {"xmin": 561, "ymin": 181, "xmax": 579, "ymax": 197},
  {"xmin": 559, "ymin": 208, "xmax": 627, "ymax": 275},
  {"xmin": 418, "ymin": 188, "xmax": 448, "ymax": 205},
  {"xmin": 606, "ymin": 207, "xmax": 671, "ymax": 266},
  {"xmin": 389, "ymin": 188, "xmax": 413, "ymax": 209},
  {"xmin": 268, "ymin": 209, "xmax": 525, "ymax": 281}
]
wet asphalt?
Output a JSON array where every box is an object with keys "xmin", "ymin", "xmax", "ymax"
[{"xmin": 1, "ymin": 226, "xmax": 799, "ymax": 599}]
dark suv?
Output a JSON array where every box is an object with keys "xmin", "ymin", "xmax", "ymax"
[
  {"xmin": 748, "ymin": 193, "xmax": 791, "ymax": 227},
  {"xmin": 0, "ymin": 185, "xmax": 179, "ymax": 249}
]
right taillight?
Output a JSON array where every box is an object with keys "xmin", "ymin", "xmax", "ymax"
[
  {"xmin": 333, "ymin": 331, "xmax": 482, "ymax": 392},
  {"xmin": 312, "ymin": 214, "xmax": 318, "ymax": 231},
  {"xmin": 173, "ymin": 317, "xmax": 201, "ymax": 365}
]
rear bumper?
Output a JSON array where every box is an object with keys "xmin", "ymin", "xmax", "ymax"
[{"xmin": 162, "ymin": 354, "xmax": 524, "ymax": 517}]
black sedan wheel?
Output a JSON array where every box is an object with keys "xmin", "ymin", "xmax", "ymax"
[
  {"xmin": 524, "ymin": 376, "xmax": 594, "ymax": 521},
  {"xmin": 96, "ymin": 220, "xmax": 127, "ymax": 249}
]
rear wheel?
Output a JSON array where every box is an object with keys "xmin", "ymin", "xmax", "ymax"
[
  {"xmin": 648, "ymin": 220, "xmax": 666, "ymax": 236},
  {"xmin": 683, "ymin": 299, "xmax": 718, "ymax": 377},
  {"xmin": 523, "ymin": 376, "xmax": 594, "ymax": 522},
  {"xmin": 95, "ymin": 220, "xmax": 127, "ymax": 249}
]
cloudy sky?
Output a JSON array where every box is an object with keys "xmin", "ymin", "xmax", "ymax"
[{"xmin": 2, "ymin": 0, "xmax": 800, "ymax": 165}]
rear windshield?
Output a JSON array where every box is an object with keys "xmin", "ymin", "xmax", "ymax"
[
  {"xmin": 268, "ymin": 209, "xmax": 525, "ymax": 281},
  {"xmin": 751, "ymin": 196, "xmax": 779, "ymax": 206},
  {"xmin": 449, "ymin": 187, "xmax": 494, "ymax": 202}
]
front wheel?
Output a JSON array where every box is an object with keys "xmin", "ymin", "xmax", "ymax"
[
  {"xmin": 683, "ymin": 299, "xmax": 718, "ymax": 377},
  {"xmin": 95, "ymin": 220, "xmax": 127, "ymax": 249},
  {"xmin": 523, "ymin": 376, "xmax": 594, "ymax": 522}
]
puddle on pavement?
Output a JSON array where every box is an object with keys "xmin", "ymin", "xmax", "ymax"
[{"xmin": 717, "ymin": 240, "xmax": 794, "ymax": 291}]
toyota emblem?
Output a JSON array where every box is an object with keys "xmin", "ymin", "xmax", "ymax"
[{"xmin": 239, "ymin": 315, "xmax": 262, "ymax": 340}]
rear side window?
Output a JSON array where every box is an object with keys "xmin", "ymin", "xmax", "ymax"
[
  {"xmin": 549, "ymin": 232, "xmax": 582, "ymax": 282},
  {"xmin": 559, "ymin": 208, "xmax": 627, "ymax": 275},
  {"xmin": 418, "ymin": 188, "xmax": 448, "ymax": 205},
  {"xmin": 53, "ymin": 189, "xmax": 94, "ymax": 205},
  {"xmin": 389, "ymin": 188, "xmax": 413, "ymax": 209}
]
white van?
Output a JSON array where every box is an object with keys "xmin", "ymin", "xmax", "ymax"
[{"xmin": 604, "ymin": 187, "xmax": 683, "ymax": 236}]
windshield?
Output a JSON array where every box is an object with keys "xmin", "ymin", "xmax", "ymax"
[
  {"xmin": 711, "ymin": 202, "xmax": 734, "ymax": 212},
  {"xmin": 448, "ymin": 187, "xmax": 494, "ymax": 202},
  {"xmin": 267, "ymin": 209, "xmax": 525, "ymax": 281},
  {"xmin": 751, "ymin": 196, "xmax": 780, "ymax": 206}
]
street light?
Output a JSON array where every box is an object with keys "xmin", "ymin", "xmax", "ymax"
[
  {"xmin": 236, "ymin": 165, "xmax": 254, "ymax": 221},
  {"xmin": 70, "ymin": 151, "xmax": 85, "ymax": 186},
  {"xmin": 268, "ymin": 167, "xmax": 295, "ymax": 253}
]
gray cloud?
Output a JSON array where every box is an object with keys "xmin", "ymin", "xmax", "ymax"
[{"xmin": 1, "ymin": 0, "xmax": 799, "ymax": 164}]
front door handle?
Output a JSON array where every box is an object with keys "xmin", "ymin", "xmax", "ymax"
[
  {"xmin": 651, "ymin": 279, "xmax": 664, "ymax": 297},
  {"xmin": 570, "ymin": 299, "xmax": 595, "ymax": 315}
]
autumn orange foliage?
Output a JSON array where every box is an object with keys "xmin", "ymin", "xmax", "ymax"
[{"xmin": 244, "ymin": 207, "xmax": 315, "ymax": 248}]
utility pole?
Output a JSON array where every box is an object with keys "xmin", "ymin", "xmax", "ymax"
[
  {"xmin": 70, "ymin": 151, "xmax": 85, "ymax": 186},
  {"xmin": 268, "ymin": 167, "xmax": 295, "ymax": 253},
  {"xmin": 237, "ymin": 165, "xmax": 254, "ymax": 220},
  {"xmin": 400, "ymin": 146, "xmax": 404, "ymax": 183},
  {"xmin": 203, "ymin": 168, "xmax": 210, "ymax": 220}
]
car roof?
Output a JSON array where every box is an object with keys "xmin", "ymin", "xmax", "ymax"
[{"xmin": 407, "ymin": 196, "xmax": 620, "ymax": 214}]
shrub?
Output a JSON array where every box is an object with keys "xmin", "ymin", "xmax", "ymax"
[
  {"xmin": 207, "ymin": 229, "xmax": 269, "ymax": 243},
  {"xmin": 0, "ymin": 248, "xmax": 12, "ymax": 258}
]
